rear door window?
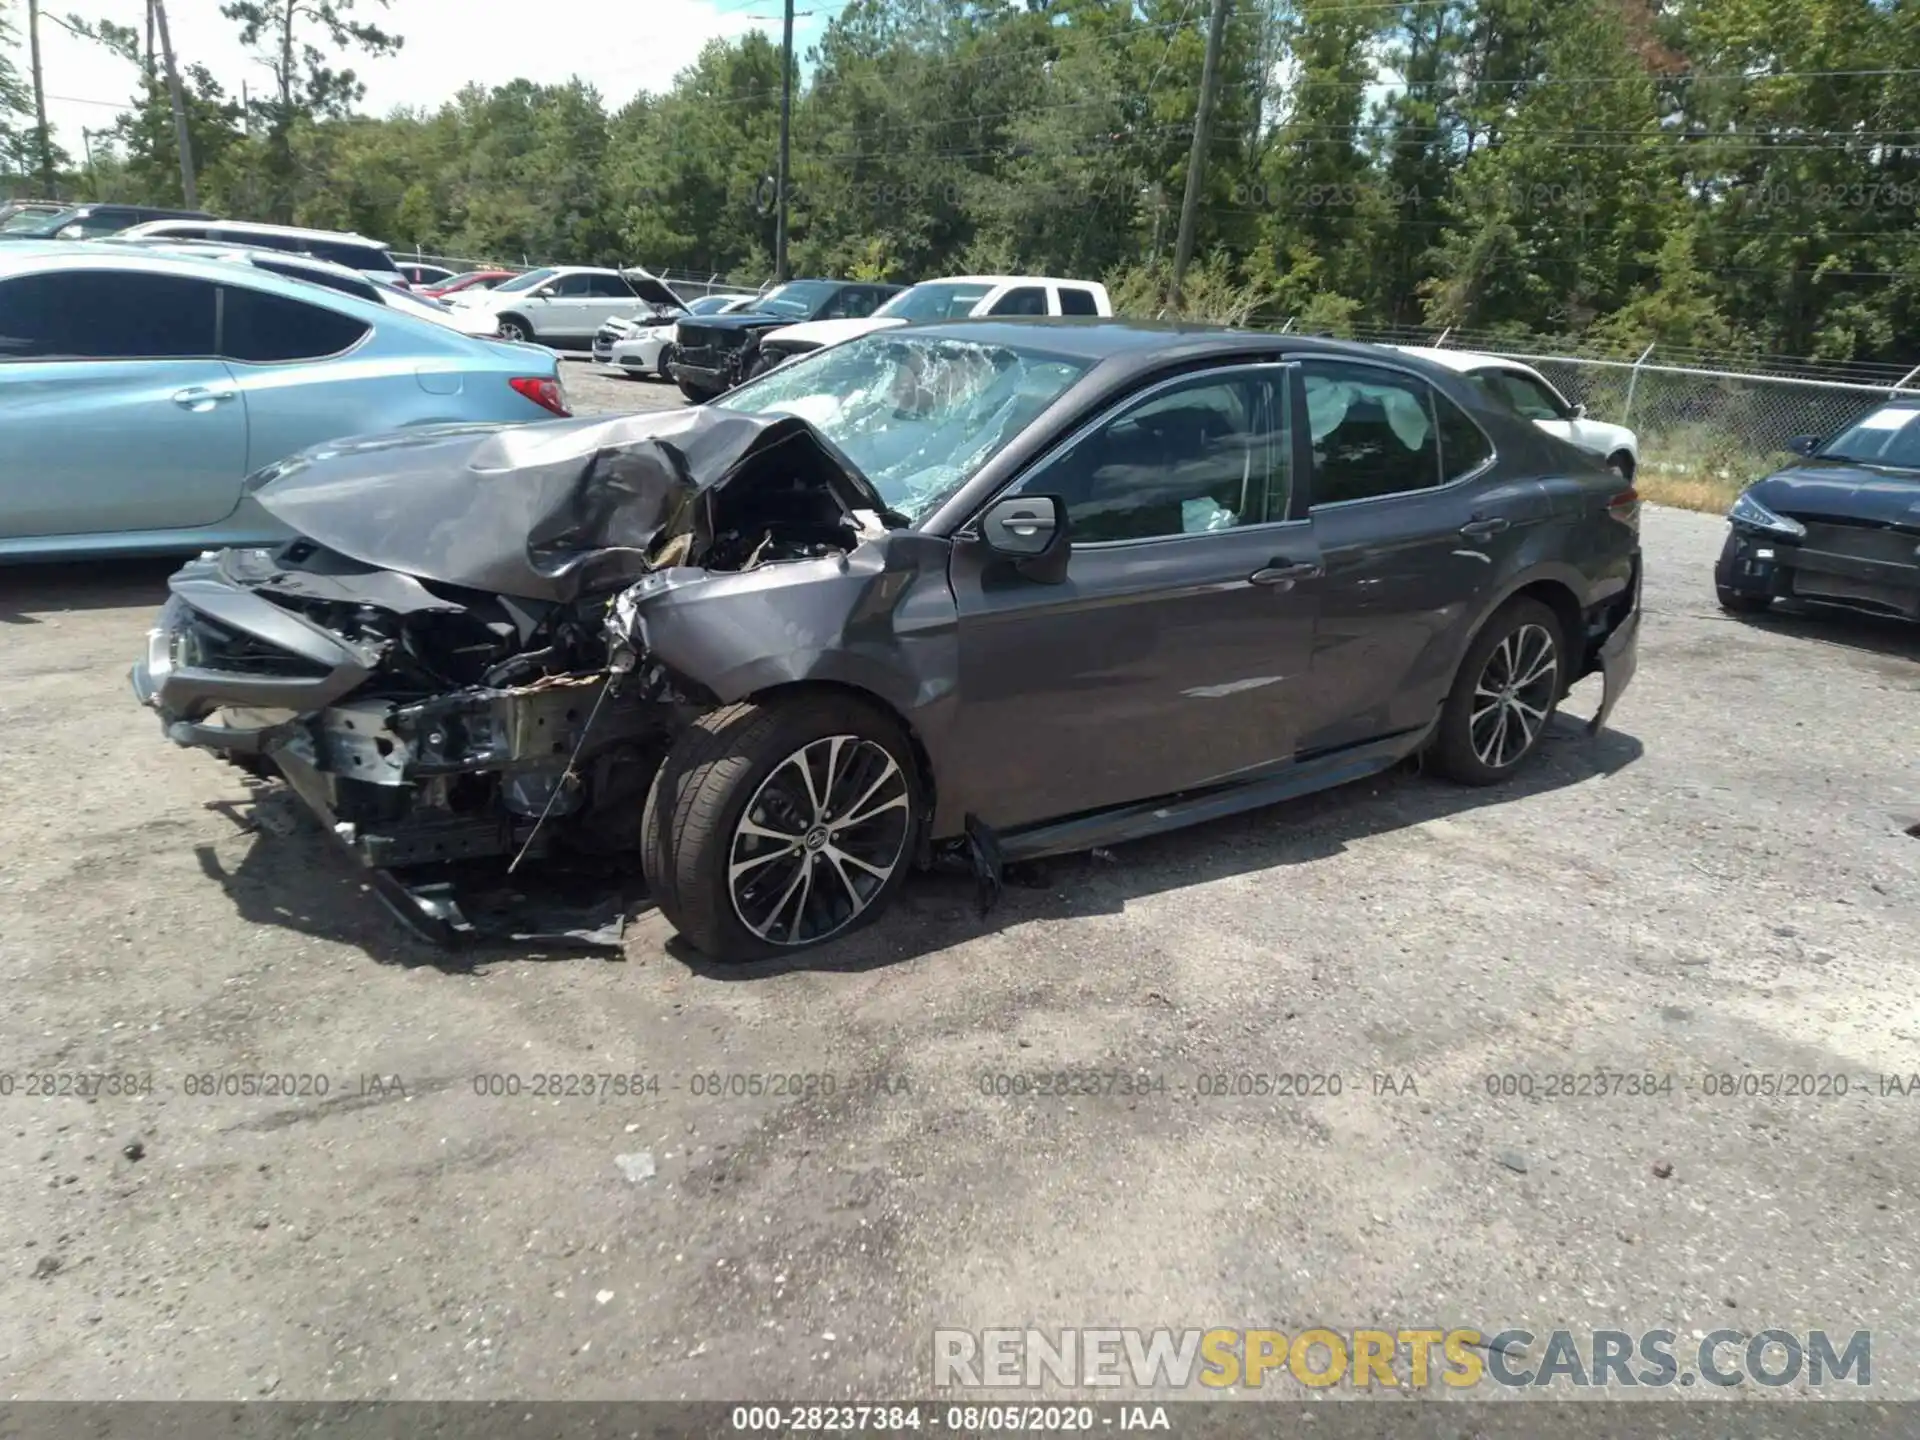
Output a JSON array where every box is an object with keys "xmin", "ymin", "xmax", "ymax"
[
  {"xmin": 988, "ymin": 286, "xmax": 1048, "ymax": 317},
  {"xmin": 219, "ymin": 284, "xmax": 371, "ymax": 363},
  {"xmin": 1300, "ymin": 359, "xmax": 1446, "ymax": 505},
  {"xmin": 1057, "ymin": 286, "xmax": 1100, "ymax": 316},
  {"xmin": 0, "ymin": 270, "xmax": 217, "ymax": 359}
]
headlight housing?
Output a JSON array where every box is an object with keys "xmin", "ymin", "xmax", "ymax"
[{"xmin": 1729, "ymin": 490, "xmax": 1806, "ymax": 538}]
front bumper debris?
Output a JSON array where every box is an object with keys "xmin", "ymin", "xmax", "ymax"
[{"xmin": 132, "ymin": 574, "xmax": 636, "ymax": 949}]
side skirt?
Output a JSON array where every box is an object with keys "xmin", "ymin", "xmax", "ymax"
[{"xmin": 993, "ymin": 724, "xmax": 1435, "ymax": 863}]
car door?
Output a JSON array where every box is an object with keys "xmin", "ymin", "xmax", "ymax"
[
  {"xmin": 581, "ymin": 272, "xmax": 641, "ymax": 332},
  {"xmin": 0, "ymin": 268, "xmax": 246, "ymax": 538},
  {"xmin": 1294, "ymin": 356, "xmax": 1544, "ymax": 754},
  {"xmin": 522, "ymin": 271, "xmax": 593, "ymax": 339},
  {"xmin": 945, "ymin": 363, "xmax": 1320, "ymax": 830},
  {"xmin": 214, "ymin": 280, "xmax": 383, "ymax": 474}
]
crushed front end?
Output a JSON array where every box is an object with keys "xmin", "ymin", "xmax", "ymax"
[
  {"xmin": 131, "ymin": 540, "xmax": 695, "ymax": 942},
  {"xmin": 129, "ymin": 409, "xmax": 907, "ymax": 946}
]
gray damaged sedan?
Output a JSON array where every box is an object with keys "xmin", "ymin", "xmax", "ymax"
[{"xmin": 132, "ymin": 321, "xmax": 1642, "ymax": 960}]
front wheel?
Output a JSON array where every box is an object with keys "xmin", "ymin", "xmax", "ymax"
[
  {"xmin": 640, "ymin": 696, "xmax": 922, "ymax": 960},
  {"xmin": 676, "ymin": 377, "xmax": 716, "ymax": 403},
  {"xmin": 656, "ymin": 343, "xmax": 677, "ymax": 381},
  {"xmin": 1429, "ymin": 597, "xmax": 1565, "ymax": 786},
  {"xmin": 496, "ymin": 315, "xmax": 533, "ymax": 344}
]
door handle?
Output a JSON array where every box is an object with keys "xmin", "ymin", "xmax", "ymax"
[
  {"xmin": 173, "ymin": 387, "xmax": 237, "ymax": 410},
  {"xmin": 1459, "ymin": 515, "xmax": 1510, "ymax": 540},
  {"xmin": 1250, "ymin": 560, "xmax": 1322, "ymax": 585}
]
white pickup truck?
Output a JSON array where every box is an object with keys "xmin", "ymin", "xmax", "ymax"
[{"xmin": 752, "ymin": 274, "xmax": 1112, "ymax": 372}]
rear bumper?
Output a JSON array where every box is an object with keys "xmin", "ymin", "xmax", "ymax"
[
  {"xmin": 1589, "ymin": 581, "xmax": 1639, "ymax": 736},
  {"xmin": 1718, "ymin": 525, "xmax": 1920, "ymax": 618}
]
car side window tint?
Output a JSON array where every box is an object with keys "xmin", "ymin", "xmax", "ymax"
[
  {"xmin": 220, "ymin": 285, "xmax": 371, "ymax": 363},
  {"xmin": 1057, "ymin": 286, "xmax": 1099, "ymax": 316},
  {"xmin": 549, "ymin": 273, "xmax": 594, "ymax": 297},
  {"xmin": 1435, "ymin": 389, "xmax": 1495, "ymax": 481},
  {"xmin": 1021, "ymin": 374, "xmax": 1290, "ymax": 543},
  {"xmin": 0, "ymin": 271, "xmax": 217, "ymax": 359},
  {"xmin": 590, "ymin": 274, "xmax": 635, "ymax": 298},
  {"xmin": 989, "ymin": 286, "xmax": 1048, "ymax": 316},
  {"xmin": 1301, "ymin": 360, "xmax": 1446, "ymax": 506}
]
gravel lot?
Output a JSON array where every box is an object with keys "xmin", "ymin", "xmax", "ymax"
[{"xmin": 3, "ymin": 358, "xmax": 1918, "ymax": 1403}]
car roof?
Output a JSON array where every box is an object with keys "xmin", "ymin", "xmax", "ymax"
[
  {"xmin": 0, "ymin": 241, "xmax": 441, "ymax": 331},
  {"xmin": 918, "ymin": 275, "xmax": 1104, "ymax": 287},
  {"xmin": 890, "ymin": 317, "xmax": 1455, "ymax": 366},
  {"xmin": 126, "ymin": 218, "xmax": 389, "ymax": 247},
  {"xmin": 1394, "ymin": 345, "xmax": 1537, "ymax": 375}
]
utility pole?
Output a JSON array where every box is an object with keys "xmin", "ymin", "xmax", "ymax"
[
  {"xmin": 145, "ymin": 0, "xmax": 156, "ymax": 83},
  {"xmin": 26, "ymin": 0, "xmax": 55, "ymax": 196},
  {"xmin": 1170, "ymin": 0, "xmax": 1231, "ymax": 308},
  {"xmin": 774, "ymin": 0, "xmax": 794, "ymax": 283},
  {"xmin": 150, "ymin": 0, "xmax": 197, "ymax": 209}
]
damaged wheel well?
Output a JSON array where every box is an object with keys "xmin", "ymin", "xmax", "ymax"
[
  {"xmin": 742, "ymin": 678, "xmax": 939, "ymax": 860},
  {"xmin": 1509, "ymin": 579, "xmax": 1585, "ymax": 689}
]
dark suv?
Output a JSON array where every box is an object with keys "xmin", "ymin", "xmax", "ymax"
[
  {"xmin": 669, "ymin": 278, "xmax": 906, "ymax": 400},
  {"xmin": 0, "ymin": 204, "xmax": 213, "ymax": 240}
]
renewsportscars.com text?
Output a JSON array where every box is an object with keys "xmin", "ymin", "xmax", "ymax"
[{"xmin": 933, "ymin": 1327, "xmax": 1872, "ymax": 1391}]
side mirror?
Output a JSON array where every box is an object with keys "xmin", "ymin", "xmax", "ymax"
[
  {"xmin": 1788, "ymin": 434, "xmax": 1821, "ymax": 456},
  {"xmin": 1570, "ymin": 402, "xmax": 1587, "ymax": 420},
  {"xmin": 979, "ymin": 494, "xmax": 1070, "ymax": 582}
]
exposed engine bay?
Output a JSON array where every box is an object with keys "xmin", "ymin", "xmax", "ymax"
[{"xmin": 131, "ymin": 409, "xmax": 919, "ymax": 947}]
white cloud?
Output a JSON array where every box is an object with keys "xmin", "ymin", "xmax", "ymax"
[{"xmin": 21, "ymin": 0, "xmax": 818, "ymax": 159}]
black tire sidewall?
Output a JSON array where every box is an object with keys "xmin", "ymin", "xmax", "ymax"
[
  {"xmin": 499, "ymin": 316, "xmax": 532, "ymax": 343},
  {"xmin": 648, "ymin": 696, "xmax": 924, "ymax": 961},
  {"xmin": 1432, "ymin": 597, "xmax": 1566, "ymax": 786}
]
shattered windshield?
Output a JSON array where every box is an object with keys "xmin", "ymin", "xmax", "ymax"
[{"xmin": 713, "ymin": 333, "xmax": 1092, "ymax": 521}]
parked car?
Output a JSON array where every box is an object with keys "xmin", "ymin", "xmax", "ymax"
[
  {"xmin": 128, "ymin": 322, "xmax": 1641, "ymax": 958},
  {"xmin": 118, "ymin": 219, "xmax": 406, "ymax": 288},
  {"xmin": 756, "ymin": 275, "xmax": 1114, "ymax": 368},
  {"xmin": 670, "ymin": 279, "xmax": 908, "ymax": 399},
  {"xmin": 1, "ymin": 203, "xmax": 214, "ymax": 240},
  {"xmin": 97, "ymin": 238, "xmax": 505, "ymax": 338},
  {"xmin": 397, "ymin": 262, "xmax": 457, "ymax": 288},
  {"xmin": 598, "ymin": 294, "xmax": 759, "ymax": 378},
  {"xmin": 1395, "ymin": 347, "xmax": 1639, "ymax": 480},
  {"xmin": 1715, "ymin": 399, "xmax": 1920, "ymax": 621},
  {"xmin": 421, "ymin": 269, "xmax": 517, "ymax": 299},
  {"xmin": 0, "ymin": 242, "xmax": 568, "ymax": 563},
  {"xmin": 0, "ymin": 200, "xmax": 69, "ymax": 231},
  {"xmin": 448, "ymin": 265, "xmax": 685, "ymax": 347}
]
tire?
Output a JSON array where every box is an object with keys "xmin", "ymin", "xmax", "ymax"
[
  {"xmin": 655, "ymin": 344, "xmax": 677, "ymax": 381},
  {"xmin": 497, "ymin": 315, "xmax": 533, "ymax": 344},
  {"xmin": 1717, "ymin": 587, "xmax": 1772, "ymax": 615},
  {"xmin": 1429, "ymin": 597, "xmax": 1566, "ymax": 786},
  {"xmin": 745, "ymin": 349, "xmax": 780, "ymax": 380},
  {"xmin": 1607, "ymin": 453, "xmax": 1634, "ymax": 482},
  {"xmin": 641, "ymin": 694, "xmax": 922, "ymax": 961},
  {"xmin": 676, "ymin": 377, "xmax": 716, "ymax": 403}
]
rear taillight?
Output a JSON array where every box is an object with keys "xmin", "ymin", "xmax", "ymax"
[
  {"xmin": 510, "ymin": 375, "xmax": 570, "ymax": 417},
  {"xmin": 1607, "ymin": 485, "xmax": 1640, "ymax": 531}
]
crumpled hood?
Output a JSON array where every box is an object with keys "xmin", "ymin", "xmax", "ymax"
[
  {"xmin": 246, "ymin": 408, "xmax": 890, "ymax": 602},
  {"xmin": 1750, "ymin": 460, "xmax": 1920, "ymax": 528}
]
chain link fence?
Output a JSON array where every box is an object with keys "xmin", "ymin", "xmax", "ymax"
[{"xmin": 1326, "ymin": 322, "xmax": 1920, "ymax": 495}]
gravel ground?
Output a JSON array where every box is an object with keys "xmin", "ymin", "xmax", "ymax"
[{"xmin": 2, "ymin": 362, "xmax": 1918, "ymax": 1403}]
